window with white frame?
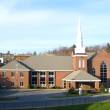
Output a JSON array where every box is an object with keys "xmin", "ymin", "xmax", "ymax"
[
  {"xmin": 20, "ymin": 72, "xmax": 24, "ymax": 77},
  {"xmin": 82, "ymin": 60, "xmax": 85, "ymax": 68},
  {"xmin": 31, "ymin": 72, "xmax": 37, "ymax": 86},
  {"xmin": 20, "ymin": 81, "xmax": 24, "ymax": 87},
  {"xmin": 11, "ymin": 82, "xmax": 14, "ymax": 87},
  {"xmin": 2, "ymin": 72, "xmax": 6, "ymax": 78},
  {"xmin": 11, "ymin": 72, "xmax": 15, "ymax": 77},
  {"xmin": 78, "ymin": 59, "xmax": 81, "ymax": 68},
  {"xmin": 48, "ymin": 72, "xmax": 55, "ymax": 87},
  {"xmin": 49, "ymin": 72, "xmax": 54, "ymax": 77},
  {"xmin": 40, "ymin": 72, "xmax": 45, "ymax": 87},
  {"xmin": 64, "ymin": 81, "xmax": 66, "ymax": 88},
  {"xmin": 100, "ymin": 62, "xmax": 107, "ymax": 83}
]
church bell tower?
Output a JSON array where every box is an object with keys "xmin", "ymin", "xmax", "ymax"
[{"xmin": 72, "ymin": 17, "xmax": 87, "ymax": 71}]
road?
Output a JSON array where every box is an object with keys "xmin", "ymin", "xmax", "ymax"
[{"xmin": 0, "ymin": 89, "xmax": 110, "ymax": 110}]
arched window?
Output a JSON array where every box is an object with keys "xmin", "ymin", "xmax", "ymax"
[
  {"xmin": 100, "ymin": 62, "xmax": 107, "ymax": 83},
  {"xmin": 91, "ymin": 68, "xmax": 95, "ymax": 76}
]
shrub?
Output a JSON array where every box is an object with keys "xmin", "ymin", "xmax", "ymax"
[
  {"xmin": 35, "ymin": 86, "xmax": 42, "ymax": 89},
  {"xmin": 100, "ymin": 84, "xmax": 106, "ymax": 93},
  {"xmin": 28, "ymin": 85, "xmax": 34, "ymax": 89},
  {"xmin": 67, "ymin": 87, "xmax": 77, "ymax": 94},
  {"xmin": 52, "ymin": 86, "xmax": 61, "ymax": 89}
]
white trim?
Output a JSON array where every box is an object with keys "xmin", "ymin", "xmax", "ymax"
[
  {"xmin": 35, "ymin": 70, "xmax": 73, "ymax": 72},
  {"xmin": 82, "ymin": 60, "xmax": 85, "ymax": 68},
  {"xmin": 79, "ymin": 59, "xmax": 81, "ymax": 68},
  {"xmin": 62, "ymin": 79, "xmax": 101, "ymax": 82},
  {"xmin": 72, "ymin": 54, "xmax": 87, "ymax": 57},
  {"xmin": 0, "ymin": 69, "xmax": 73, "ymax": 72},
  {"xmin": 0, "ymin": 69, "xmax": 30, "ymax": 71}
]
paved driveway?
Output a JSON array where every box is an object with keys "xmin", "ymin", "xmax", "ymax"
[
  {"xmin": 0, "ymin": 89, "xmax": 67, "ymax": 101},
  {"xmin": 0, "ymin": 89, "xmax": 110, "ymax": 110}
]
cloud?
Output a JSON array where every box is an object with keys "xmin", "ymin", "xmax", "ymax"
[{"xmin": 0, "ymin": 0, "xmax": 110, "ymax": 53}]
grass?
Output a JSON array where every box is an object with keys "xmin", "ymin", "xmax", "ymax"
[
  {"xmin": 14, "ymin": 101, "xmax": 110, "ymax": 110},
  {"xmin": 0, "ymin": 96, "xmax": 18, "ymax": 101}
]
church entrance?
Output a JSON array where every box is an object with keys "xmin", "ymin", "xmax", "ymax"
[{"xmin": 76, "ymin": 82, "xmax": 95, "ymax": 90}]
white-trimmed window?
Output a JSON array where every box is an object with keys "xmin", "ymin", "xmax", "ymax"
[
  {"xmin": 40, "ymin": 72, "xmax": 45, "ymax": 77},
  {"xmin": 11, "ymin": 82, "xmax": 15, "ymax": 87},
  {"xmin": 64, "ymin": 81, "xmax": 66, "ymax": 88},
  {"xmin": 31, "ymin": 72, "xmax": 37, "ymax": 86},
  {"xmin": 20, "ymin": 81, "xmax": 24, "ymax": 87},
  {"xmin": 40, "ymin": 72, "xmax": 46, "ymax": 87},
  {"xmin": 82, "ymin": 60, "xmax": 85, "ymax": 68},
  {"xmin": 2, "ymin": 72, "xmax": 6, "ymax": 78},
  {"xmin": 48, "ymin": 72, "xmax": 55, "ymax": 87},
  {"xmin": 20, "ymin": 72, "xmax": 24, "ymax": 77},
  {"xmin": 79, "ymin": 59, "xmax": 81, "ymax": 68},
  {"xmin": 100, "ymin": 62, "xmax": 107, "ymax": 83},
  {"xmin": 11, "ymin": 72, "xmax": 15, "ymax": 77}
]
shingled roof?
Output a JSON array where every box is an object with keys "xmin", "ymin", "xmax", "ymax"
[
  {"xmin": 0, "ymin": 60, "xmax": 30, "ymax": 71},
  {"xmin": 23, "ymin": 55, "xmax": 73, "ymax": 71},
  {"xmin": 0, "ymin": 53, "xmax": 97, "ymax": 71},
  {"xmin": 62, "ymin": 70, "xmax": 101, "ymax": 82}
]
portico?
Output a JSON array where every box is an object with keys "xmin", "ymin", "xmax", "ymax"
[{"xmin": 62, "ymin": 70, "xmax": 101, "ymax": 89}]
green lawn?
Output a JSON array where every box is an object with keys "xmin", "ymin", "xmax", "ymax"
[{"xmin": 14, "ymin": 102, "xmax": 110, "ymax": 110}]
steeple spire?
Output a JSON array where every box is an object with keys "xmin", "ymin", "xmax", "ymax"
[{"xmin": 74, "ymin": 17, "xmax": 85, "ymax": 54}]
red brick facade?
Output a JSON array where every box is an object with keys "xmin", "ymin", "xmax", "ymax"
[
  {"xmin": 92, "ymin": 50, "xmax": 110, "ymax": 87},
  {"xmin": 0, "ymin": 50, "xmax": 109, "ymax": 89},
  {"xmin": 0, "ymin": 71, "xmax": 29, "ymax": 88},
  {"xmin": 72, "ymin": 54, "xmax": 87, "ymax": 71},
  {"xmin": 55, "ymin": 71, "xmax": 72, "ymax": 87}
]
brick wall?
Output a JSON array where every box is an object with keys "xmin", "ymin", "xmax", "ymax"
[
  {"xmin": 0, "ymin": 71, "xmax": 29, "ymax": 88},
  {"xmin": 92, "ymin": 50, "xmax": 110, "ymax": 87},
  {"xmin": 55, "ymin": 71, "xmax": 72, "ymax": 87}
]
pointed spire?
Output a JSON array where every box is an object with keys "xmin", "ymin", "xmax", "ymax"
[
  {"xmin": 74, "ymin": 17, "xmax": 85, "ymax": 54},
  {"xmin": 76, "ymin": 17, "xmax": 83, "ymax": 48}
]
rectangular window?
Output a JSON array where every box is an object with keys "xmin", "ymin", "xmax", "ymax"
[
  {"xmin": 20, "ymin": 81, "xmax": 24, "ymax": 87},
  {"xmin": 48, "ymin": 72, "xmax": 55, "ymax": 87},
  {"xmin": 40, "ymin": 72, "xmax": 45, "ymax": 87},
  {"xmin": 79, "ymin": 59, "xmax": 81, "ymax": 68},
  {"xmin": 49, "ymin": 72, "xmax": 54, "ymax": 77},
  {"xmin": 11, "ymin": 72, "xmax": 15, "ymax": 77},
  {"xmin": 2, "ymin": 72, "xmax": 6, "ymax": 78},
  {"xmin": 64, "ymin": 81, "xmax": 66, "ymax": 88},
  {"xmin": 31, "ymin": 72, "xmax": 37, "ymax": 86},
  {"xmin": 40, "ymin": 72, "xmax": 45, "ymax": 77},
  {"xmin": 11, "ymin": 82, "xmax": 14, "ymax": 87},
  {"xmin": 82, "ymin": 60, "xmax": 85, "ymax": 68},
  {"xmin": 32, "ymin": 72, "xmax": 37, "ymax": 77},
  {"xmin": 20, "ymin": 72, "xmax": 24, "ymax": 77}
]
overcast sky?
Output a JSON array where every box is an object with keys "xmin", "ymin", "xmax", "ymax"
[{"xmin": 0, "ymin": 0, "xmax": 110, "ymax": 54}]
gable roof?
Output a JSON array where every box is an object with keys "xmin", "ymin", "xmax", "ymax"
[
  {"xmin": 62, "ymin": 70, "xmax": 100, "ymax": 82},
  {"xmin": 0, "ymin": 60, "xmax": 30, "ymax": 71},
  {"xmin": 92, "ymin": 49, "xmax": 110, "ymax": 61},
  {"xmin": 23, "ymin": 55, "xmax": 73, "ymax": 71}
]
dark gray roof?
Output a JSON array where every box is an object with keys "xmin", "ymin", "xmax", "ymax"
[
  {"xmin": 23, "ymin": 55, "xmax": 73, "ymax": 71},
  {"xmin": 0, "ymin": 60, "xmax": 30, "ymax": 71}
]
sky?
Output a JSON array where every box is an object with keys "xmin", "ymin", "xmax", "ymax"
[{"xmin": 0, "ymin": 0, "xmax": 110, "ymax": 54}]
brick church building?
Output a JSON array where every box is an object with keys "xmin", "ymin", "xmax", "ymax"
[{"xmin": 0, "ymin": 19, "xmax": 109, "ymax": 90}]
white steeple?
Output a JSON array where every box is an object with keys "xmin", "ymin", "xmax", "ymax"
[{"xmin": 75, "ymin": 17, "xmax": 85, "ymax": 54}]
